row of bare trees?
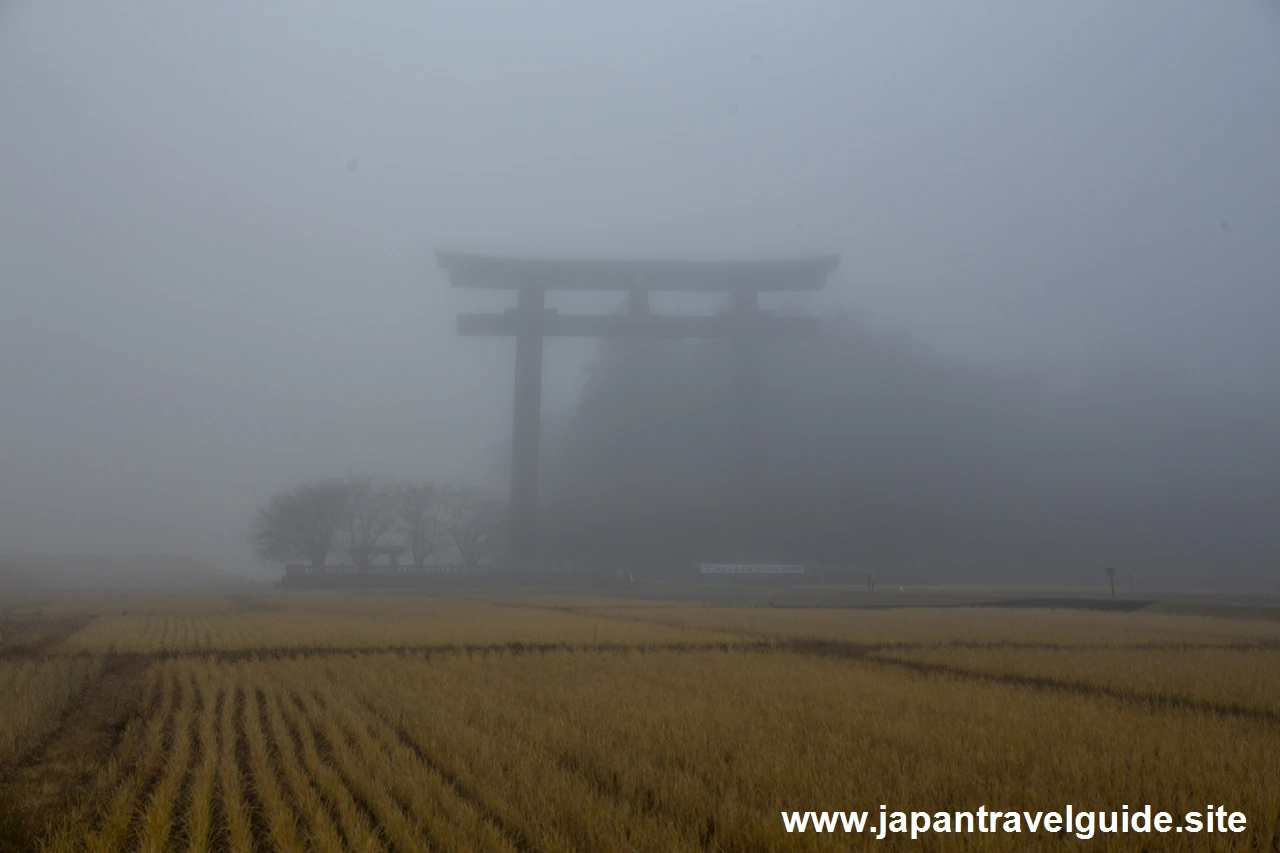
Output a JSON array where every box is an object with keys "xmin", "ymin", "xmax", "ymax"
[{"xmin": 250, "ymin": 477, "xmax": 505, "ymax": 571}]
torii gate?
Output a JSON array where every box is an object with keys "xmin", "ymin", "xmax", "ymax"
[{"xmin": 436, "ymin": 250, "xmax": 839, "ymax": 562}]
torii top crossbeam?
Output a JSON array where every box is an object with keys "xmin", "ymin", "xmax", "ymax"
[
  {"xmin": 436, "ymin": 250, "xmax": 839, "ymax": 292},
  {"xmin": 437, "ymin": 249, "xmax": 839, "ymax": 563}
]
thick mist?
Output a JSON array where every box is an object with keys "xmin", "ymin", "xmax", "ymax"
[
  {"xmin": 1, "ymin": 2, "xmax": 1277, "ymax": 582},
  {"xmin": 541, "ymin": 309, "xmax": 1280, "ymax": 588}
]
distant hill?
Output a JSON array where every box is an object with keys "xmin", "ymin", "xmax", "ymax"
[{"xmin": 0, "ymin": 554, "xmax": 249, "ymax": 593}]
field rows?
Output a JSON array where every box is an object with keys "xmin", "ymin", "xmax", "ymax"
[
  {"xmin": 30, "ymin": 646, "xmax": 1279, "ymax": 852},
  {"xmin": 5, "ymin": 595, "xmax": 1279, "ymax": 851},
  {"xmin": 44, "ymin": 659, "xmax": 520, "ymax": 853},
  {"xmin": 0, "ymin": 656, "xmax": 103, "ymax": 765}
]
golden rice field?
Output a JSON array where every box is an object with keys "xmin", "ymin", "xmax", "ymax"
[
  {"xmin": 2, "ymin": 591, "xmax": 1279, "ymax": 852},
  {"xmin": 877, "ymin": 645, "xmax": 1280, "ymax": 715},
  {"xmin": 567, "ymin": 601, "xmax": 1280, "ymax": 647},
  {"xmin": 0, "ymin": 657, "xmax": 103, "ymax": 765},
  {"xmin": 51, "ymin": 596, "xmax": 733, "ymax": 655}
]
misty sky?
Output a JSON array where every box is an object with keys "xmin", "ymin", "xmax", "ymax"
[{"xmin": 2, "ymin": 2, "xmax": 1277, "ymax": 577}]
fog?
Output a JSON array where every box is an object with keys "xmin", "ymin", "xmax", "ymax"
[{"xmin": 1, "ymin": 2, "xmax": 1277, "ymax": 585}]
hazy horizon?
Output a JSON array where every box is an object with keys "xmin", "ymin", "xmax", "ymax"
[{"xmin": 2, "ymin": 2, "xmax": 1278, "ymax": 581}]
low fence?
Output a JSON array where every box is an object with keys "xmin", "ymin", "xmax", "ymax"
[{"xmin": 694, "ymin": 562, "xmax": 808, "ymax": 585}]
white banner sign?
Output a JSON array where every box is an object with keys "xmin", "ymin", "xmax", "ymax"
[{"xmin": 699, "ymin": 563, "xmax": 805, "ymax": 574}]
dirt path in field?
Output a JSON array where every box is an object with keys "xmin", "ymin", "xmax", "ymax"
[{"xmin": 0, "ymin": 654, "xmax": 150, "ymax": 851}]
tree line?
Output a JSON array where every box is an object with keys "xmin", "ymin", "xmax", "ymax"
[{"xmin": 250, "ymin": 477, "xmax": 505, "ymax": 571}]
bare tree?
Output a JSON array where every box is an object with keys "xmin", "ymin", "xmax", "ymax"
[
  {"xmin": 250, "ymin": 480, "xmax": 350, "ymax": 569},
  {"xmin": 444, "ymin": 486, "xmax": 505, "ymax": 569},
  {"xmin": 1105, "ymin": 566, "xmax": 1117, "ymax": 599},
  {"xmin": 342, "ymin": 476, "xmax": 401, "ymax": 571},
  {"xmin": 398, "ymin": 480, "xmax": 446, "ymax": 567}
]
